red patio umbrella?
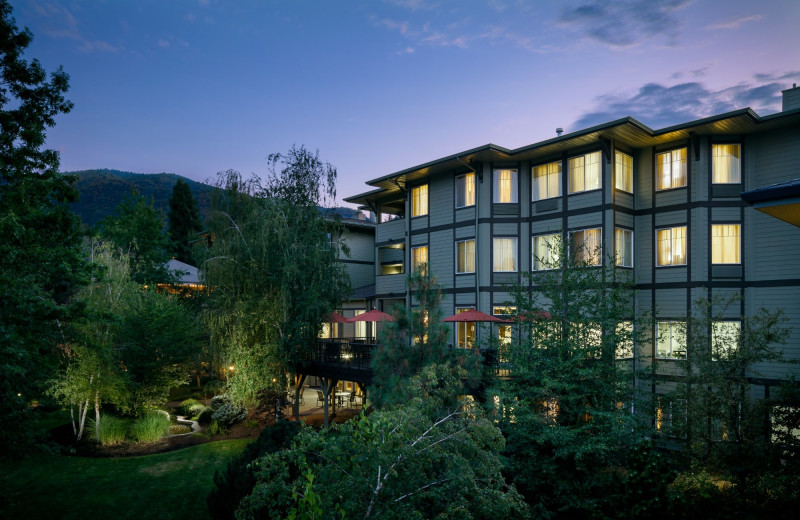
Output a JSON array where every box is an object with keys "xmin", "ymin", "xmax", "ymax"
[
  {"xmin": 327, "ymin": 311, "xmax": 348, "ymax": 323},
  {"xmin": 442, "ymin": 308, "xmax": 512, "ymax": 323},
  {"xmin": 346, "ymin": 309, "xmax": 394, "ymax": 322}
]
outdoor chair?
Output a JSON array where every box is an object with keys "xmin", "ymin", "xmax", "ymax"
[
  {"xmin": 316, "ymin": 390, "xmax": 325, "ymax": 407},
  {"xmin": 348, "ymin": 392, "xmax": 358, "ymax": 408}
]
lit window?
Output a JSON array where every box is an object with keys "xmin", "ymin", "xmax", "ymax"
[
  {"xmin": 411, "ymin": 184, "xmax": 428, "ymax": 217},
  {"xmin": 616, "ymin": 321, "xmax": 633, "ymax": 359},
  {"xmin": 354, "ymin": 310, "xmax": 366, "ymax": 338},
  {"xmin": 656, "ymin": 226, "xmax": 687, "ymax": 266},
  {"xmin": 493, "ymin": 169, "xmax": 518, "ymax": 203},
  {"xmin": 456, "ymin": 239, "xmax": 475, "ymax": 274},
  {"xmin": 411, "ymin": 245, "xmax": 428, "ymax": 274},
  {"xmin": 712, "ymin": 224, "xmax": 740, "ymax": 264},
  {"xmin": 712, "ymin": 144, "xmax": 741, "ymax": 184},
  {"xmin": 568, "ymin": 151, "xmax": 602, "ymax": 194},
  {"xmin": 657, "ymin": 321, "xmax": 686, "ymax": 359},
  {"xmin": 570, "ymin": 228, "xmax": 601, "ymax": 266},
  {"xmin": 572, "ymin": 322, "xmax": 602, "ymax": 353},
  {"xmin": 533, "ymin": 233, "xmax": 561, "ymax": 270},
  {"xmin": 712, "ymin": 321, "xmax": 740, "ymax": 360},
  {"xmin": 493, "ymin": 237, "xmax": 517, "ymax": 272},
  {"xmin": 615, "ymin": 228, "xmax": 633, "ymax": 268},
  {"xmin": 378, "ymin": 244, "xmax": 404, "ymax": 275},
  {"xmin": 456, "ymin": 173, "xmax": 476, "ymax": 208},
  {"xmin": 455, "ymin": 307, "xmax": 476, "ymax": 348},
  {"xmin": 615, "ymin": 151, "xmax": 633, "ymax": 193},
  {"xmin": 656, "ymin": 148, "xmax": 687, "ymax": 190},
  {"xmin": 493, "ymin": 306, "xmax": 516, "ymax": 318},
  {"xmin": 533, "ymin": 160, "xmax": 561, "ymax": 201}
]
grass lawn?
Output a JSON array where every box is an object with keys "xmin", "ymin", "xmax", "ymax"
[{"xmin": 0, "ymin": 438, "xmax": 251, "ymax": 520}]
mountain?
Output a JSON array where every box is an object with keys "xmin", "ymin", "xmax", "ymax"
[{"xmin": 65, "ymin": 169, "xmax": 216, "ymax": 227}]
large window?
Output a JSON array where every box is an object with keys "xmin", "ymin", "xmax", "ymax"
[
  {"xmin": 411, "ymin": 245, "xmax": 428, "ymax": 274},
  {"xmin": 568, "ymin": 151, "xmax": 601, "ymax": 194},
  {"xmin": 656, "ymin": 226, "xmax": 687, "ymax": 266},
  {"xmin": 494, "ymin": 307, "xmax": 516, "ymax": 346},
  {"xmin": 411, "ymin": 184, "xmax": 428, "ymax": 217},
  {"xmin": 456, "ymin": 173, "xmax": 476, "ymax": 208},
  {"xmin": 712, "ymin": 224, "xmax": 740, "ymax": 264},
  {"xmin": 616, "ymin": 321, "xmax": 634, "ymax": 359},
  {"xmin": 533, "ymin": 160, "xmax": 561, "ymax": 200},
  {"xmin": 615, "ymin": 150, "xmax": 633, "ymax": 193},
  {"xmin": 615, "ymin": 228, "xmax": 633, "ymax": 267},
  {"xmin": 533, "ymin": 233, "xmax": 561, "ymax": 270},
  {"xmin": 455, "ymin": 307, "xmax": 476, "ymax": 348},
  {"xmin": 493, "ymin": 169, "xmax": 518, "ymax": 203},
  {"xmin": 456, "ymin": 239, "xmax": 475, "ymax": 274},
  {"xmin": 657, "ymin": 321, "xmax": 687, "ymax": 359},
  {"xmin": 570, "ymin": 228, "xmax": 601, "ymax": 266},
  {"xmin": 712, "ymin": 321, "xmax": 740, "ymax": 360},
  {"xmin": 353, "ymin": 310, "xmax": 367, "ymax": 338},
  {"xmin": 712, "ymin": 144, "xmax": 741, "ymax": 184},
  {"xmin": 656, "ymin": 148, "xmax": 687, "ymax": 190},
  {"xmin": 493, "ymin": 237, "xmax": 517, "ymax": 272}
]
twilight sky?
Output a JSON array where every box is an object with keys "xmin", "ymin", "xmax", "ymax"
[{"xmin": 13, "ymin": 0, "xmax": 800, "ymax": 206}]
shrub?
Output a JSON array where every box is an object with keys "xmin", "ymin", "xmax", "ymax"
[
  {"xmin": 88, "ymin": 415, "xmax": 129, "ymax": 446},
  {"xmin": 209, "ymin": 394, "xmax": 231, "ymax": 410},
  {"xmin": 205, "ymin": 420, "xmax": 229, "ymax": 437},
  {"xmin": 130, "ymin": 412, "xmax": 171, "ymax": 443},
  {"xmin": 211, "ymin": 402, "xmax": 248, "ymax": 428},
  {"xmin": 204, "ymin": 380, "xmax": 226, "ymax": 398},
  {"xmin": 177, "ymin": 398, "xmax": 205, "ymax": 417},
  {"xmin": 208, "ymin": 420, "xmax": 300, "ymax": 520},
  {"xmin": 197, "ymin": 406, "xmax": 214, "ymax": 424}
]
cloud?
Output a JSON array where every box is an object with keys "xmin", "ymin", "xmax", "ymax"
[
  {"xmin": 396, "ymin": 46, "xmax": 415, "ymax": 55},
  {"xmin": 705, "ymin": 14, "xmax": 762, "ymax": 30},
  {"xmin": 559, "ymin": 0, "xmax": 692, "ymax": 48},
  {"xmin": 376, "ymin": 18, "xmax": 409, "ymax": 35},
  {"xmin": 158, "ymin": 39, "xmax": 170, "ymax": 47},
  {"xmin": 573, "ymin": 72, "xmax": 800, "ymax": 130},
  {"xmin": 383, "ymin": 0, "xmax": 436, "ymax": 11},
  {"xmin": 28, "ymin": 1, "xmax": 120, "ymax": 53}
]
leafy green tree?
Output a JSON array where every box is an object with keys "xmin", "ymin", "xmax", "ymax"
[
  {"xmin": 99, "ymin": 190, "xmax": 172, "ymax": 284},
  {"xmin": 238, "ymin": 365, "xmax": 529, "ymax": 519},
  {"xmin": 493, "ymin": 237, "xmax": 654, "ymax": 516},
  {"xmin": 199, "ymin": 146, "xmax": 350, "ymax": 406},
  {"xmin": 168, "ymin": 178, "xmax": 202, "ymax": 264},
  {"xmin": 0, "ymin": 0, "xmax": 88, "ymax": 456},
  {"xmin": 370, "ymin": 267, "xmax": 481, "ymax": 408}
]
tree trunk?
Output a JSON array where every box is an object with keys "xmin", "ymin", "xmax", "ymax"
[
  {"xmin": 69, "ymin": 399, "xmax": 77, "ymax": 437},
  {"xmin": 77, "ymin": 398, "xmax": 89, "ymax": 441},
  {"xmin": 94, "ymin": 391, "xmax": 101, "ymax": 441}
]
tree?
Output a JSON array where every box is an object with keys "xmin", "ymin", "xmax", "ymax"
[
  {"xmin": 168, "ymin": 178, "xmax": 202, "ymax": 264},
  {"xmin": 98, "ymin": 190, "xmax": 172, "ymax": 285},
  {"xmin": 238, "ymin": 365, "xmax": 529, "ymax": 519},
  {"xmin": 492, "ymin": 237, "xmax": 654, "ymax": 516},
  {"xmin": 370, "ymin": 267, "xmax": 481, "ymax": 408},
  {"xmin": 199, "ymin": 146, "xmax": 350, "ymax": 407},
  {"xmin": 0, "ymin": 0, "xmax": 87, "ymax": 456}
]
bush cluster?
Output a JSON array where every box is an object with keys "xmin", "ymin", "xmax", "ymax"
[
  {"xmin": 176, "ymin": 398, "xmax": 205, "ymax": 418},
  {"xmin": 211, "ymin": 402, "xmax": 248, "ymax": 428},
  {"xmin": 88, "ymin": 416, "xmax": 129, "ymax": 446},
  {"xmin": 129, "ymin": 412, "xmax": 171, "ymax": 443}
]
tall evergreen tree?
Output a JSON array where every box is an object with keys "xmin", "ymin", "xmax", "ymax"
[
  {"xmin": 168, "ymin": 178, "xmax": 202, "ymax": 264},
  {"xmin": 0, "ymin": 0, "xmax": 87, "ymax": 456}
]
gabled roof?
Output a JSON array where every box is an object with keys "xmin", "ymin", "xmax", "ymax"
[{"xmin": 345, "ymin": 107, "xmax": 800, "ymax": 212}]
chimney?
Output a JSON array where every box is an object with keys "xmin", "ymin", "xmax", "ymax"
[
  {"xmin": 783, "ymin": 83, "xmax": 800, "ymax": 111},
  {"xmin": 556, "ymin": 127, "xmax": 564, "ymax": 136}
]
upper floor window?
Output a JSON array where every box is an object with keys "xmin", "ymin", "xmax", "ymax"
[
  {"xmin": 616, "ymin": 321, "xmax": 634, "ymax": 360},
  {"xmin": 411, "ymin": 184, "xmax": 428, "ymax": 217},
  {"xmin": 657, "ymin": 321, "xmax": 686, "ymax": 359},
  {"xmin": 712, "ymin": 321, "xmax": 740, "ymax": 360},
  {"xmin": 493, "ymin": 237, "xmax": 517, "ymax": 272},
  {"xmin": 455, "ymin": 173, "xmax": 476, "ymax": 208},
  {"xmin": 568, "ymin": 151, "xmax": 601, "ymax": 194},
  {"xmin": 712, "ymin": 224, "xmax": 740, "ymax": 264},
  {"xmin": 656, "ymin": 148, "xmax": 687, "ymax": 190},
  {"xmin": 712, "ymin": 144, "xmax": 741, "ymax": 184},
  {"xmin": 456, "ymin": 239, "xmax": 475, "ymax": 274},
  {"xmin": 493, "ymin": 169, "xmax": 518, "ymax": 203},
  {"xmin": 615, "ymin": 151, "xmax": 633, "ymax": 193},
  {"xmin": 533, "ymin": 233, "xmax": 561, "ymax": 270},
  {"xmin": 411, "ymin": 245, "xmax": 428, "ymax": 274},
  {"xmin": 615, "ymin": 228, "xmax": 633, "ymax": 268},
  {"xmin": 570, "ymin": 228, "xmax": 602, "ymax": 266},
  {"xmin": 533, "ymin": 160, "xmax": 562, "ymax": 201},
  {"xmin": 656, "ymin": 226, "xmax": 687, "ymax": 266}
]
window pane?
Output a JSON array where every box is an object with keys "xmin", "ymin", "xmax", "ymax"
[
  {"xmin": 712, "ymin": 321, "xmax": 740, "ymax": 360},
  {"xmin": 493, "ymin": 238, "xmax": 517, "ymax": 272},
  {"xmin": 585, "ymin": 151, "xmax": 601, "ymax": 191},
  {"xmin": 615, "ymin": 151, "xmax": 633, "ymax": 192},
  {"xmin": 456, "ymin": 173, "xmax": 475, "ymax": 207},
  {"xmin": 412, "ymin": 246, "xmax": 427, "ymax": 273},
  {"xmin": 456, "ymin": 239, "xmax": 475, "ymax": 273},
  {"xmin": 456, "ymin": 307, "xmax": 476, "ymax": 348},
  {"xmin": 712, "ymin": 224, "xmax": 740, "ymax": 264},
  {"xmin": 569, "ymin": 156, "xmax": 585, "ymax": 193},
  {"xmin": 533, "ymin": 161, "xmax": 561, "ymax": 201},
  {"xmin": 412, "ymin": 184, "xmax": 428, "ymax": 216},
  {"xmin": 657, "ymin": 226, "xmax": 686, "ymax": 266},
  {"xmin": 616, "ymin": 321, "xmax": 633, "ymax": 359},
  {"xmin": 615, "ymin": 228, "xmax": 633, "ymax": 267},
  {"xmin": 672, "ymin": 148, "xmax": 687, "ymax": 188},
  {"xmin": 494, "ymin": 169, "xmax": 517, "ymax": 203},
  {"xmin": 656, "ymin": 149, "xmax": 687, "ymax": 190},
  {"xmin": 712, "ymin": 144, "xmax": 741, "ymax": 184}
]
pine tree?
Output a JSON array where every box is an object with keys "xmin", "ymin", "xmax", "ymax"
[{"xmin": 167, "ymin": 178, "xmax": 202, "ymax": 264}]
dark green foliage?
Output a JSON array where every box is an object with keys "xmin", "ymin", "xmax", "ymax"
[
  {"xmin": 129, "ymin": 412, "xmax": 171, "ymax": 443},
  {"xmin": 207, "ymin": 420, "xmax": 300, "ymax": 520},
  {"xmin": 211, "ymin": 402, "xmax": 248, "ymax": 428},
  {"xmin": 197, "ymin": 407, "xmax": 214, "ymax": 425},
  {"xmin": 0, "ymin": 0, "xmax": 88, "ymax": 457},
  {"xmin": 168, "ymin": 178, "xmax": 202, "ymax": 264},
  {"xmin": 98, "ymin": 191, "xmax": 172, "ymax": 284}
]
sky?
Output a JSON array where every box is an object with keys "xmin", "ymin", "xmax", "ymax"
[{"xmin": 11, "ymin": 0, "xmax": 800, "ymax": 207}]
